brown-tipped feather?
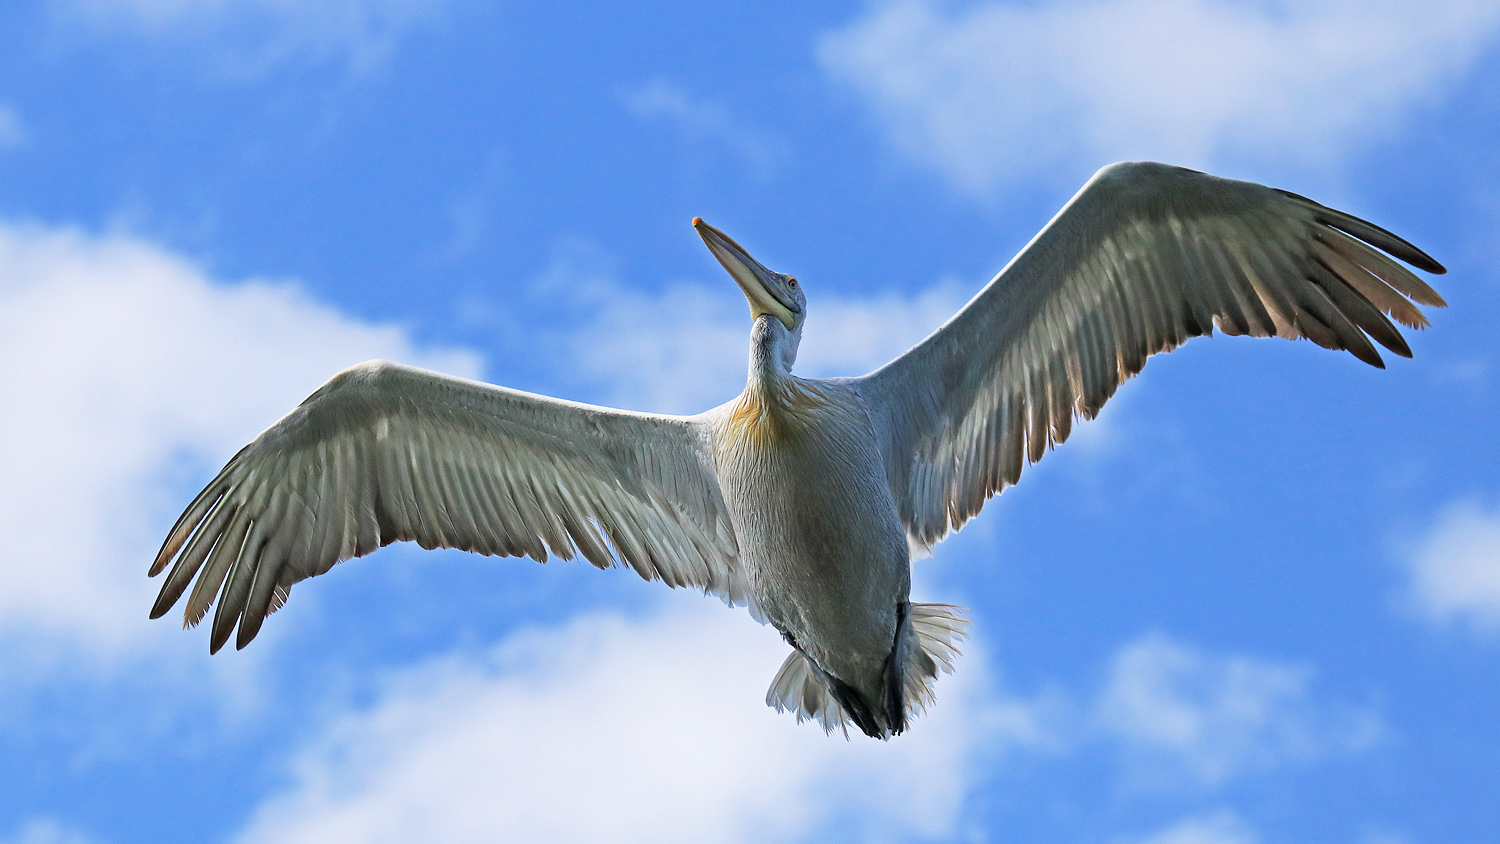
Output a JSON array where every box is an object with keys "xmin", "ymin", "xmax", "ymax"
[
  {"xmin": 179, "ymin": 507, "xmax": 250, "ymax": 625},
  {"xmin": 150, "ymin": 484, "xmax": 225, "ymax": 577},
  {"xmin": 1319, "ymin": 226, "xmax": 1448, "ymax": 308},
  {"xmin": 1309, "ymin": 258, "xmax": 1409, "ymax": 358},
  {"xmin": 151, "ymin": 493, "xmax": 235, "ymax": 620},
  {"xmin": 1312, "ymin": 238, "xmax": 1430, "ymax": 330}
]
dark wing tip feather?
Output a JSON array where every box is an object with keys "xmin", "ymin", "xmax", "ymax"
[
  {"xmin": 1272, "ymin": 187, "xmax": 1447, "ymax": 275},
  {"xmin": 234, "ymin": 615, "xmax": 261, "ymax": 650},
  {"xmin": 234, "ymin": 557, "xmax": 284, "ymax": 650}
]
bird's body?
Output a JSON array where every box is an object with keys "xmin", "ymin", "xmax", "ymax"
[
  {"xmin": 710, "ymin": 318, "xmax": 915, "ymax": 735},
  {"xmin": 149, "ymin": 162, "xmax": 1448, "ymax": 739}
]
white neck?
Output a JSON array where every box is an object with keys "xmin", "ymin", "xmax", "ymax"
[{"xmin": 748, "ymin": 315, "xmax": 802, "ymax": 392}]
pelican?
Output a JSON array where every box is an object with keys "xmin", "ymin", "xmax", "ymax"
[{"xmin": 149, "ymin": 162, "xmax": 1446, "ymax": 739}]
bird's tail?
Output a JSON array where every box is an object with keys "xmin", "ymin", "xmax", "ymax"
[
  {"xmin": 765, "ymin": 603, "xmax": 970, "ymax": 738},
  {"xmin": 894, "ymin": 603, "xmax": 970, "ymax": 718}
]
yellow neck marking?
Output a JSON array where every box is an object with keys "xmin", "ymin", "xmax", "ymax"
[{"xmin": 720, "ymin": 378, "xmax": 836, "ymax": 449}]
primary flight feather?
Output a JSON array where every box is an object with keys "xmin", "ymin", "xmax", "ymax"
[{"xmin": 150, "ymin": 162, "xmax": 1446, "ymax": 739}]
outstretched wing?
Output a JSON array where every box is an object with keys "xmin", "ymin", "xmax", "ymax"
[
  {"xmin": 854, "ymin": 161, "xmax": 1447, "ymax": 552},
  {"xmin": 150, "ymin": 360, "xmax": 741, "ymax": 652}
]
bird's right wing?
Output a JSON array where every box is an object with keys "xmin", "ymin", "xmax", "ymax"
[
  {"xmin": 854, "ymin": 162, "xmax": 1446, "ymax": 552},
  {"xmin": 150, "ymin": 360, "xmax": 741, "ymax": 653}
]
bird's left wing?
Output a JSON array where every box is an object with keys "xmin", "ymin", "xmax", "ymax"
[
  {"xmin": 853, "ymin": 162, "xmax": 1446, "ymax": 552},
  {"xmin": 150, "ymin": 360, "xmax": 740, "ymax": 652}
]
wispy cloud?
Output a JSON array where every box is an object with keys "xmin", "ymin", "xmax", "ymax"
[
  {"xmin": 795, "ymin": 280, "xmax": 971, "ymax": 378},
  {"xmin": 624, "ymin": 79, "xmax": 789, "ymax": 175},
  {"xmin": 1123, "ymin": 810, "xmax": 1258, "ymax": 844},
  {"xmin": 0, "ymin": 819, "xmax": 100, "ymax": 844},
  {"xmin": 0, "ymin": 222, "xmax": 477, "ymax": 657},
  {"xmin": 1096, "ymin": 633, "xmax": 1380, "ymax": 788},
  {"xmin": 511, "ymin": 238, "xmax": 970, "ymax": 414},
  {"xmin": 0, "ymin": 818, "xmax": 100, "ymax": 844},
  {"xmin": 1400, "ymin": 499, "xmax": 1500, "ymax": 635},
  {"xmin": 820, "ymin": 0, "xmax": 1500, "ymax": 193},
  {"xmin": 54, "ymin": 0, "xmax": 449, "ymax": 75},
  {"xmin": 0, "ymin": 104, "xmax": 24, "ymax": 151}
]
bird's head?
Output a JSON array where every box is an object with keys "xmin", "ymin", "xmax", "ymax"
[
  {"xmin": 694, "ymin": 217, "xmax": 805, "ymax": 330},
  {"xmin": 694, "ymin": 217, "xmax": 806, "ymax": 373}
]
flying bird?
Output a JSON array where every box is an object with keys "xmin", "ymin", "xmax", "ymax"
[{"xmin": 149, "ymin": 162, "xmax": 1446, "ymax": 739}]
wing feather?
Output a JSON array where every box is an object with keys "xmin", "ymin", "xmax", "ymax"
[
  {"xmin": 151, "ymin": 360, "xmax": 741, "ymax": 652},
  {"xmin": 855, "ymin": 162, "xmax": 1446, "ymax": 551}
]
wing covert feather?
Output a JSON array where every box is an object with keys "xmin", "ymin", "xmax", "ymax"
[
  {"xmin": 150, "ymin": 360, "xmax": 741, "ymax": 652},
  {"xmin": 855, "ymin": 162, "xmax": 1446, "ymax": 551}
]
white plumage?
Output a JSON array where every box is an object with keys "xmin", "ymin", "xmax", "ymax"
[{"xmin": 150, "ymin": 162, "xmax": 1446, "ymax": 739}]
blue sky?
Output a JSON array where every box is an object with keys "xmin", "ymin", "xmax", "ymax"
[{"xmin": 1, "ymin": 1, "xmax": 1498, "ymax": 842}]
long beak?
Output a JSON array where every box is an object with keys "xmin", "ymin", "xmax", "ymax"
[{"xmin": 693, "ymin": 217, "xmax": 799, "ymax": 330}]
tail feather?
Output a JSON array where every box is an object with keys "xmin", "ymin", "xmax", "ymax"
[
  {"xmin": 765, "ymin": 602, "xmax": 971, "ymax": 738},
  {"xmin": 766, "ymin": 649, "xmax": 849, "ymax": 736},
  {"xmin": 899, "ymin": 603, "xmax": 970, "ymax": 715}
]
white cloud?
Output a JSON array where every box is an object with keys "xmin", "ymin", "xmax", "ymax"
[
  {"xmin": 55, "ymin": 0, "xmax": 447, "ymax": 74},
  {"xmin": 1401, "ymin": 499, "xmax": 1500, "ymax": 634},
  {"xmin": 0, "ymin": 222, "xmax": 477, "ymax": 656},
  {"xmin": 1124, "ymin": 810, "xmax": 1257, "ymax": 844},
  {"xmin": 237, "ymin": 598, "xmax": 1033, "ymax": 844},
  {"xmin": 624, "ymin": 80, "xmax": 788, "ymax": 175},
  {"xmin": 1095, "ymin": 633, "xmax": 1380, "ymax": 787},
  {"xmin": 235, "ymin": 601, "xmax": 1376, "ymax": 844},
  {"xmin": 820, "ymin": 0, "xmax": 1500, "ymax": 192},
  {"xmin": 0, "ymin": 104, "xmax": 24, "ymax": 150}
]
